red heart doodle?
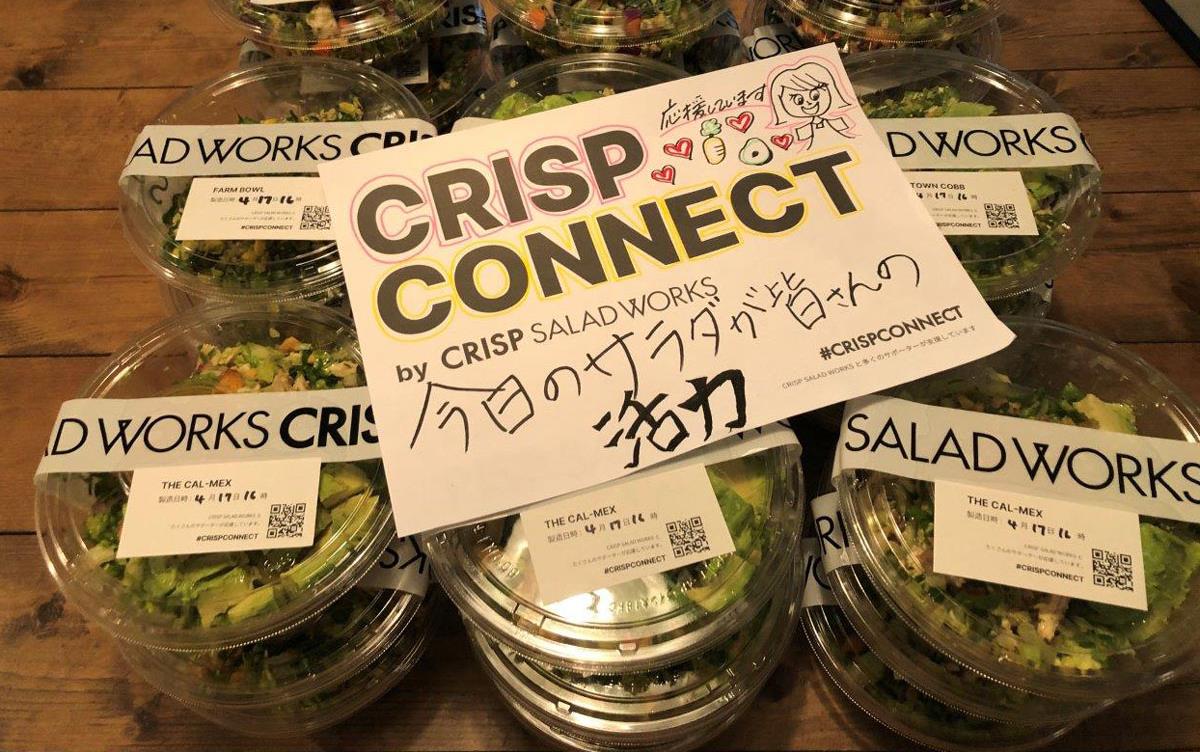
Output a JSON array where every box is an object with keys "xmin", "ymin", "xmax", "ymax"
[
  {"xmin": 650, "ymin": 165, "xmax": 676, "ymax": 184},
  {"xmin": 663, "ymin": 138, "xmax": 693, "ymax": 159},
  {"xmin": 770, "ymin": 134, "xmax": 794, "ymax": 150},
  {"xmin": 726, "ymin": 111, "xmax": 753, "ymax": 132}
]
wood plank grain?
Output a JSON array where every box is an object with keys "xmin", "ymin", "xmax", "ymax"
[
  {"xmin": 3, "ymin": 533, "xmax": 1200, "ymax": 752},
  {"xmin": 1001, "ymin": 32, "xmax": 1195, "ymax": 71}
]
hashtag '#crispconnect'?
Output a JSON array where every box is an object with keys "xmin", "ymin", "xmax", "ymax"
[{"xmin": 819, "ymin": 346, "xmax": 832, "ymax": 360}]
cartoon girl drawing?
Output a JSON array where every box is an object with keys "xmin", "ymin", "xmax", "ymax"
[{"xmin": 768, "ymin": 60, "xmax": 856, "ymax": 148}]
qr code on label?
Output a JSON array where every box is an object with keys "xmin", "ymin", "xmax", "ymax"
[
  {"xmin": 267, "ymin": 503, "xmax": 307, "ymax": 539},
  {"xmin": 299, "ymin": 205, "xmax": 331, "ymax": 231},
  {"xmin": 667, "ymin": 516, "xmax": 710, "ymax": 558},
  {"xmin": 1092, "ymin": 548, "xmax": 1134, "ymax": 591},
  {"xmin": 984, "ymin": 202, "xmax": 1021, "ymax": 229}
]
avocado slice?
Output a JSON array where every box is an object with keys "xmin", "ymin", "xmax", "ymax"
[
  {"xmin": 317, "ymin": 463, "xmax": 370, "ymax": 508},
  {"xmin": 684, "ymin": 555, "xmax": 756, "ymax": 612},
  {"xmin": 226, "ymin": 584, "xmax": 281, "ymax": 624},
  {"xmin": 195, "ymin": 567, "xmax": 257, "ymax": 626},
  {"xmin": 1073, "ymin": 394, "xmax": 1137, "ymax": 434},
  {"xmin": 279, "ymin": 493, "xmax": 379, "ymax": 593}
]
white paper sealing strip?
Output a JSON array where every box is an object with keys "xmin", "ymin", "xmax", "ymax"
[
  {"xmin": 121, "ymin": 121, "xmax": 437, "ymax": 179},
  {"xmin": 871, "ymin": 113, "xmax": 1098, "ymax": 170},
  {"xmin": 742, "ymin": 24, "xmax": 804, "ymax": 61},
  {"xmin": 703, "ymin": 9, "xmax": 741, "ymax": 39},
  {"xmin": 36, "ymin": 387, "xmax": 380, "ymax": 478},
  {"xmin": 810, "ymin": 491, "xmax": 860, "ymax": 572},
  {"xmin": 835, "ymin": 395, "xmax": 1200, "ymax": 525},
  {"xmin": 360, "ymin": 535, "xmax": 432, "ymax": 595},
  {"xmin": 436, "ymin": 0, "xmax": 486, "ymax": 37},
  {"xmin": 800, "ymin": 537, "xmax": 836, "ymax": 608}
]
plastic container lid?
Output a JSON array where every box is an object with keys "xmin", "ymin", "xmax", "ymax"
[
  {"xmin": 119, "ymin": 59, "xmax": 430, "ymax": 305},
  {"xmin": 471, "ymin": 571, "xmax": 799, "ymax": 748},
  {"xmin": 461, "ymin": 53, "xmax": 686, "ymax": 120},
  {"xmin": 386, "ymin": 10, "xmax": 493, "ymax": 131},
  {"xmin": 36, "ymin": 303, "xmax": 395, "ymax": 651},
  {"xmin": 803, "ymin": 604, "xmax": 1077, "ymax": 752},
  {"xmin": 427, "ymin": 431, "xmax": 803, "ymax": 673},
  {"xmin": 773, "ymin": 0, "xmax": 1002, "ymax": 54},
  {"xmin": 494, "ymin": 0, "xmax": 727, "ymax": 58},
  {"xmin": 210, "ymin": 0, "xmax": 446, "ymax": 63},
  {"xmin": 827, "ymin": 563, "xmax": 1104, "ymax": 724},
  {"xmin": 844, "ymin": 49, "xmax": 1101, "ymax": 302},
  {"xmin": 836, "ymin": 317, "xmax": 1200, "ymax": 701}
]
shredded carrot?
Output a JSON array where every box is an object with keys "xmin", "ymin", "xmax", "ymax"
[{"xmin": 526, "ymin": 8, "xmax": 547, "ymax": 29}]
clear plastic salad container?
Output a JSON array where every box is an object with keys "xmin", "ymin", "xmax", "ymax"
[
  {"xmin": 119, "ymin": 59, "xmax": 431, "ymax": 307},
  {"xmin": 35, "ymin": 303, "xmax": 395, "ymax": 651},
  {"xmin": 120, "ymin": 586, "xmax": 441, "ymax": 736},
  {"xmin": 471, "ymin": 570, "xmax": 799, "ymax": 751},
  {"xmin": 489, "ymin": 12, "xmax": 741, "ymax": 77},
  {"xmin": 827, "ymin": 563, "xmax": 1106, "ymax": 725},
  {"xmin": 844, "ymin": 49, "xmax": 1101, "ymax": 303},
  {"xmin": 803, "ymin": 603, "xmax": 1077, "ymax": 752},
  {"xmin": 461, "ymin": 52, "xmax": 686, "ymax": 120},
  {"xmin": 836, "ymin": 317, "xmax": 1200, "ymax": 701},
  {"xmin": 210, "ymin": 0, "xmax": 446, "ymax": 64},
  {"xmin": 772, "ymin": 0, "xmax": 1002, "ymax": 57},
  {"xmin": 426, "ymin": 430, "xmax": 803, "ymax": 673},
  {"xmin": 493, "ymin": 0, "xmax": 728, "ymax": 59}
]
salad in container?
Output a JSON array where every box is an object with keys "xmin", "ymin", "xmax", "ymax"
[
  {"xmin": 827, "ymin": 562, "xmax": 1106, "ymax": 725},
  {"xmin": 845, "ymin": 49, "xmax": 1101, "ymax": 308},
  {"xmin": 489, "ymin": 11, "xmax": 741, "ymax": 77},
  {"xmin": 771, "ymin": 0, "xmax": 1002, "ymax": 57},
  {"xmin": 121, "ymin": 584, "xmax": 442, "ymax": 735},
  {"xmin": 470, "ymin": 572, "xmax": 799, "ymax": 752},
  {"xmin": 835, "ymin": 317, "xmax": 1200, "ymax": 701},
  {"xmin": 493, "ymin": 0, "xmax": 727, "ymax": 59},
  {"xmin": 210, "ymin": 0, "xmax": 446, "ymax": 64},
  {"xmin": 119, "ymin": 59, "xmax": 432, "ymax": 311},
  {"xmin": 803, "ymin": 601, "xmax": 1078, "ymax": 752},
  {"xmin": 461, "ymin": 53, "xmax": 685, "ymax": 121},
  {"xmin": 426, "ymin": 428, "xmax": 803, "ymax": 673},
  {"xmin": 36, "ymin": 303, "xmax": 395, "ymax": 650}
]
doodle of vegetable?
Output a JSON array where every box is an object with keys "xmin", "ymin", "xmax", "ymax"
[{"xmin": 700, "ymin": 118, "xmax": 726, "ymax": 165}]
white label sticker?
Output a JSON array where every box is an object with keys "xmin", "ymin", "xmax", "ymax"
[
  {"xmin": 391, "ymin": 45, "xmax": 431, "ymax": 86},
  {"xmin": 906, "ymin": 170, "xmax": 1038, "ymax": 237},
  {"xmin": 836, "ymin": 395, "xmax": 1200, "ymax": 525},
  {"xmin": 436, "ymin": 0, "xmax": 486, "ymax": 37},
  {"xmin": 933, "ymin": 480, "xmax": 1147, "ymax": 610},
  {"xmin": 871, "ymin": 114, "xmax": 1098, "ymax": 170},
  {"xmin": 800, "ymin": 537, "xmax": 836, "ymax": 607},
  {"xmin": 318, "ymin": 46, "xmax": 1013, "ymax": 537},
  {"xmin": 742, "ymin": 24, "xmax": 804, "ymax": 61},
  {"xmin": 176, "ymin": 176, "xmax": 334, "ymax": 241},
  {"xmin": 360, "ymin": 535, "xmax": 431, "ymax": 595},
  {"xmin": 811, "ymin": 492, "xmax": 860, "ymax": 571},
  {"xmin": 702, "ymin": 9, "xmax": 741, "ymax": 39},
  {"xmin": 121, "ymin": 121, "xmax": 437, "ymax": 178},
  {"xmin": 450, "ymin": 116, "xmax": 495, "ymax": 132},
  {"xmin": 520, "ymin": 457, "xmax": 736, "ymax": 604},
  {"xmin": 35, "ymin": 388, "xmax": 379, "ymax": 478},
  {"xmin": 118, "ymin": 458, "xmax": 322, "ymax": 558}
]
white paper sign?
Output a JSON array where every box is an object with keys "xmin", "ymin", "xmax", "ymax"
[
  {"xmin": 361, "ymin": 535, "xmax": 432, "ymax": 595},
  {"xmin": 800, "ymin": 537, "xmax": 836, "ymax": 608},
  {"xmin": 871, "ymin": 114, "xmax": 1098, "ymax": 170},
  {"xmin": 836, "ymin": 395, "xmax": 1200, "ymax": 525},
  {"xmin": 811, "ymin": 491, "xmax": 860, "ymax": 571},
  {"xmin": 176, "ymin": 176, "xmax": 335, "ymax": 241},
  {"xmin": 118, "ymin": 458, "xmax": 322, "ymax": 558},
  {"xmin": 906, "ymin": 170, "xmax": 1038, "ymax": 236},
  {"xmin": 317, "ymin": 46, "xmax": 1012, "ymax": 536},
  {"xmin": 933, "ymin": 480, "xmax": 1147, "ymax": 610},
  {"xmin": 520, "ymin": 456, "xmax": 736, "ymax": 603}
]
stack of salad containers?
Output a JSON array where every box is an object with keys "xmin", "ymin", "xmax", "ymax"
[
  {"xmin": 426, "ymin": 426, "xmax": 806, "ymax": 751},
  {"xmin": 458, "ymin": 52, "xmax": 685, "ymax": 124},
  {"xmin": 488, "ymin": 0, "xmax": 730, "ymax": 63},
  {"xmin": 844, "ymin": 49, "xmax": 1101, "ymax": 317},
  {"xmin": 35, "ymin": 303, "xmax": 440, "ymax": 734},
  {"xmin": 807, "ymin": 317, "xmax": 1200, "ymax": 750},
  {"xmin": 765, "ymin": 0, "xmax": 1004, "ymax": 58},
  {"xmin": 118, "ymin": 58, "xmax": 435, "ymax": 314},
  {"xmin": 223, "ymin": 0, "xmax": 493, "ymax": 132},
  {"xmin": 489, "ymin": 10, "xmax": 743, "ymax": 77}
]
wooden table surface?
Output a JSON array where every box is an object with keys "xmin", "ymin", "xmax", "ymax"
[{"xmin": 3, "ymin": 1, "xmax": 1200, "ymax": 750}]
